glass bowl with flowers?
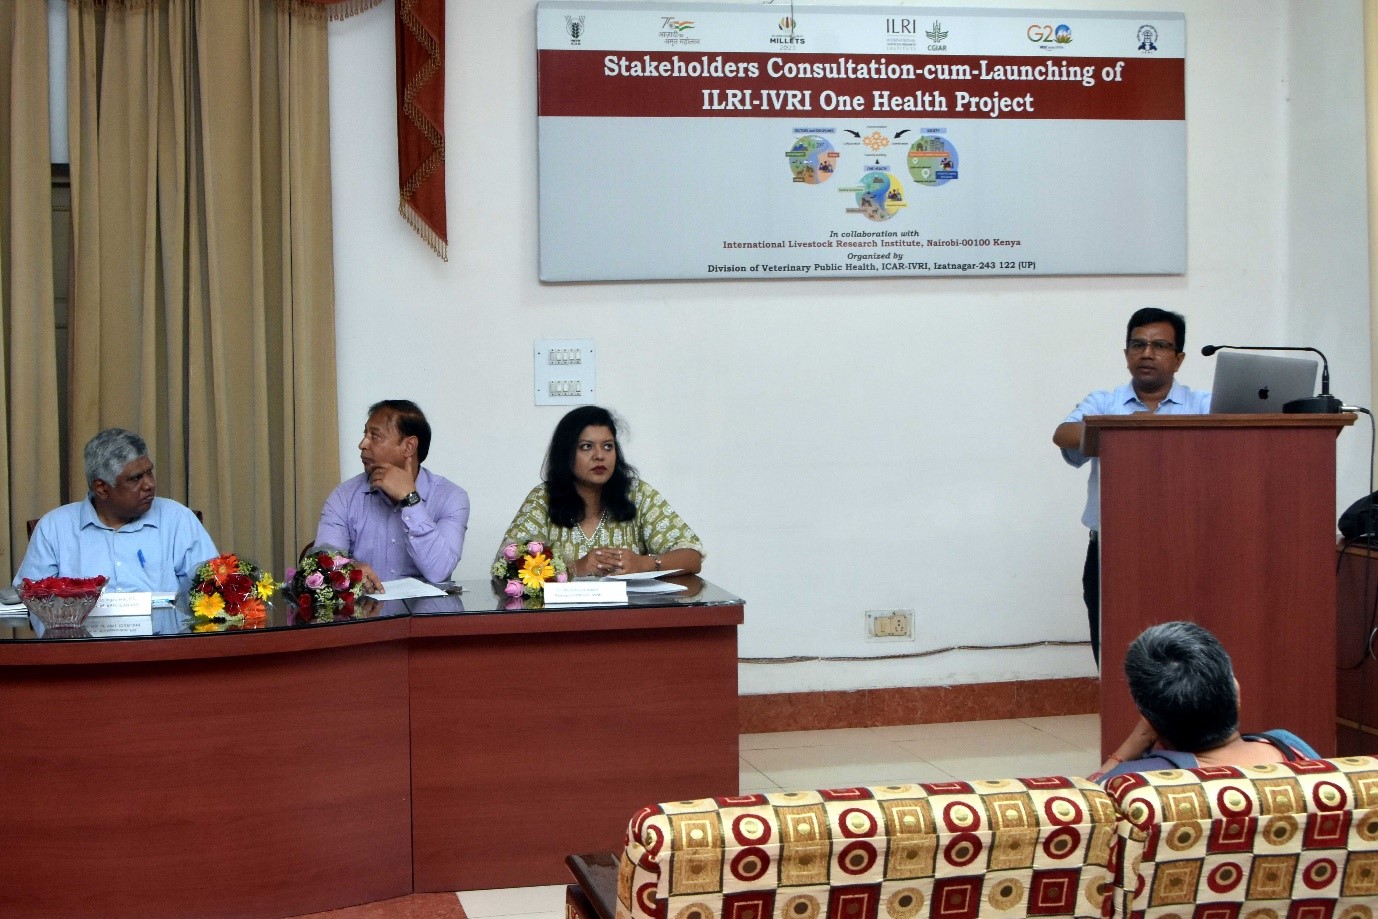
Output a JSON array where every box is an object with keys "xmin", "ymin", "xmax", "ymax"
[
  {"xmin": 285, "ymin": 546, "xmax": 368, "ymax": 622},
  {"xmin": 19, "ymin": 575, "xmax": 108, "ymax": 633},
  {"xmin": 186, "ymin": 554, "xmax": 276, "ymax": 632},
  {"xmin": 491, "ymin": 540, "xmax": 568, "ymax": 600}
]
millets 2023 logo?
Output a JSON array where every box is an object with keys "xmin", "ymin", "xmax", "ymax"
[{"xmin": 772, "ymin": 17, "xmax": 805, "ymax": 46}]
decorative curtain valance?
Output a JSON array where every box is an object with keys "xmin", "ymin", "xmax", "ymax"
[{"xmin": 66, "ymin": 0, "xmax": 383, "ymax": 21}]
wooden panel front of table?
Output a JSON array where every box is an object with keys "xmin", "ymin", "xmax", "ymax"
[
  {"xmin": 0, "ymin": 583, "xmax": 744, "ymax": 915},
  {"xmin": 409, "ymin": 602, "xmax": 743, "ymax": 891},
  {"xmin": 0, "ymin": 620, "xmax": 413, "ymax": 919},
  {"xmin": 1086, "ymin": 413, "xmax": 1352, "ymax": 760}
]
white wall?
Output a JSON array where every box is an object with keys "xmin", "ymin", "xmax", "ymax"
[{"xmin": 327, "ymin": 0, "xmax": 1371, "ymax": 695}]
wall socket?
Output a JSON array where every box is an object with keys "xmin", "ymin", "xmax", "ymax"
[{"xmin": 866, "ymin": 609, "xmax": 914, "ymax": 641}]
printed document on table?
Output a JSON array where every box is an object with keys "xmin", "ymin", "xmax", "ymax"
[
  {"xmin": 368, "ymin": 578, "xmax": 447, "ymax": 600},
  {"xmin": 609, "ymin": 579, "xmax": 689, "ymax": 595},
  {"xmin": 606, "ymin": 569, "xmax": 683, "ymax": 580}
]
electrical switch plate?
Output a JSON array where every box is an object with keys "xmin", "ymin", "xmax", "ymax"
[{"xmin": 534, "ymin": 339, "xmax": 596, "ymax": 406}]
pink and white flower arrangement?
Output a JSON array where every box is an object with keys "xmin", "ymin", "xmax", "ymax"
[
  {"xmin": 491, "ymin": 540, "xmax": 568, "ymax": 598},
  {"xmin": 285, "ymin": 546, "xmax": 367, "ymax": 618}
]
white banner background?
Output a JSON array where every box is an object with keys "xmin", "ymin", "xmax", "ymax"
[{"xmin": 537, "ymin": 3, "xmax": 1186, "ymax": 281}]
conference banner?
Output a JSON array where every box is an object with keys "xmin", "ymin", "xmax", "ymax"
[{"xmin": 537, "ymin": 3, "xmax": 1185, "ymax": 281}]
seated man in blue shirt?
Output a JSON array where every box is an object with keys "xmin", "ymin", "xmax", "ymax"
[{"xmin": 15, "ymin": 428, "xmax": 217, "ymax": 593}]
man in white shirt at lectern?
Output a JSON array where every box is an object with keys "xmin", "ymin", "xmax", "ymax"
[{"xmin": 1052, "ymin": 308, "xmax": 1211, "ymax": 665}]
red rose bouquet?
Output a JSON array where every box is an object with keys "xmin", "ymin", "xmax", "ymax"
[
  {"xmin": 285, "ymin": 546, "xmax": 367, "ymax": 621},
  {"xmin": 188, "ymin": 554, "xmax": 275, "ymax": 632}
]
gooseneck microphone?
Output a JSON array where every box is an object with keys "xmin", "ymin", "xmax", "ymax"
[{"xmin": 1200, "ymin": 344, "xmax": 1342, "ymax": 413}]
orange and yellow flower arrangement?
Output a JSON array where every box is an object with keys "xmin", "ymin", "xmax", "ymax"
[{"xmin": 188, "ymin": 554, "xmax": 276, "ymax": 632}]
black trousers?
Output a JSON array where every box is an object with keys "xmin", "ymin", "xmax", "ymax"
[{"xmin": 1082, "ymin": 533, "xmax": 1100, "ymax": 665}]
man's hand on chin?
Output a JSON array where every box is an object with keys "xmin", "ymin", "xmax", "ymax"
[{"xmin": 368, "ymin": 463, "xmax": 416, "ymax": 503}]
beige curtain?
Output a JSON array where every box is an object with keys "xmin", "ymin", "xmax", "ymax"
[
  {"xmin": 0, "ymin": 2, "xmax": 62, "ymax": 578},
  {"xmin": 67, "ymin": 0, "xmax": 339, "ymax": 572}
]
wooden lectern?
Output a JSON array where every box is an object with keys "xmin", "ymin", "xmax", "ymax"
[{"xmin": 1083, "ymin": 413, "xmax": 1354, "ymax": 759}]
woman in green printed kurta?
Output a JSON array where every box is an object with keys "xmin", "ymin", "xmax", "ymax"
[{"xmin": 497, "ymin": 406, "xmax": 704, "ymax": 577}]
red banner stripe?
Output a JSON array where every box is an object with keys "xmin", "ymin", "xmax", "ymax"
[{"xmin": 539, "ymin": 51, "xmax": 1183, "ymax": 120}]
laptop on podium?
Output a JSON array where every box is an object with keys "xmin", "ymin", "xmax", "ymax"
[{"xmin": 1209, "ymin": 350, "xmax": 1318, "ymax": 413}]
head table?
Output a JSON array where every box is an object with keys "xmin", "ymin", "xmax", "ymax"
[{"xmin": 0, "ymin": 577, "xmax": 743, "ymax": 919}]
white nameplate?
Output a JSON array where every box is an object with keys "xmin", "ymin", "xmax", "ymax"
[
  {"xmin": 92, "ymin": 592, "xmax": 153, "ymax": 616},
  {"xmin": 542, "ymin": 580, "xmax": 628, "ymax": 605},
  {"xmin": 85, "ymin": 616, "xmax": 154, "ymax": 637}
]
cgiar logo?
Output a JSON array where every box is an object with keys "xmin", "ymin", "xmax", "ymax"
[
  {"xmin": 564, "ymin": 15, "xmax": 585, "ymax": 44},
  {"xmin": 772, "ymin": 16, "xmax": 805, "ymax": 46},
  {"xmin": 925, "ymin": 19, "xmax": 948, "ymax": 51}
]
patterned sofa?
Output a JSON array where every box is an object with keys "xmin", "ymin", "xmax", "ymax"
[
  {"xmin": 565, "ymin": 756, "xmax": 1378, "ymax": 919},
  {"xmin": 1104, "ymin": 757, "xmax": 1378, "ymax": 917}
]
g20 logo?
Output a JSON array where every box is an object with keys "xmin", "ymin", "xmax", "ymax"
[{"xmin": 1026, "ymin": 23, "xmax": 1072, "ymax": 44}]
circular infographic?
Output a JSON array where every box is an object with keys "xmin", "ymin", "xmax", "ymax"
[
  {"xmin": 907, "ymin": 136, "xmax": 959, "ymax": 186},
  {"xmin": 786, "ymin": 135, "xmax": 840, "ymax": 185},
  {"xmin": 856, "ymin": 173, "xmax": 904, "ymax": 221}
]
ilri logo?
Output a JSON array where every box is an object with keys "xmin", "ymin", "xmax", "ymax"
[{"xmin": 884, "ymin": 17, "xmax": 920, "ymax": 50}]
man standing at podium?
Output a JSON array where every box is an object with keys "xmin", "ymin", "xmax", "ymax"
[{"xmin": 1052, "ymin": 308, "xmax": 1211, "ymax": 664}]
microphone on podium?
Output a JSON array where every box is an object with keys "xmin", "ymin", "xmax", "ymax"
[{"xmin": 1199, "ymin": 343, "xmax": 1343, "ymax": 414}]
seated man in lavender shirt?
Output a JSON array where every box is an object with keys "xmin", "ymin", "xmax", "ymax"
[{"xmin": 315, "ymin": 400, "xmax": 469, "ymax": 592}]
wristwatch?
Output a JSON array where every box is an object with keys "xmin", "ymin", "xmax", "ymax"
[{"xmin": 399, "ymin": 491, "xmax": 421, "ymax": 508}]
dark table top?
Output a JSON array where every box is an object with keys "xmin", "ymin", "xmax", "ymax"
[{"xmin": 0, "ymin": 576, "xmax": 742, "ymax": 645}]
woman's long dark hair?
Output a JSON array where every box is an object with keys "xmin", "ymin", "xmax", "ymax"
[{"xmin": 545, "ymin": 405, "xmax": 638, "ymax": 527}]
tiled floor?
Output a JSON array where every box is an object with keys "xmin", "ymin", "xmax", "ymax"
[{"xmin": 300, "ymin": 714, "xmax": 1102, "ymax": 919}]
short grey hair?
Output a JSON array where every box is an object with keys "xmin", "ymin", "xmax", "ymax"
[
  {"xmin": 1124, "ymin": 620, "xmax": 1238, "ymax": 752},
  {"xmin": 84, "ymin": 428, "xmax": 149, "ymax": 488}
]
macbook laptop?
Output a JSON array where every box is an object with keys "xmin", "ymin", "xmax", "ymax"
[{"xmin": 1209, "ymin": 350, "xmax": 1318, "ymax": 413}]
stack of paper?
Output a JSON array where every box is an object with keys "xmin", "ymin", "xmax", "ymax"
[{"xmin": 607, "ymin": 570, "xmax": 688, "ymax": 594}]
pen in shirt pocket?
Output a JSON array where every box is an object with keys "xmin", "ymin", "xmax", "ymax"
[{"xmin": 137, "ymin": 550, "xmax": 147, "ymax": 569}]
